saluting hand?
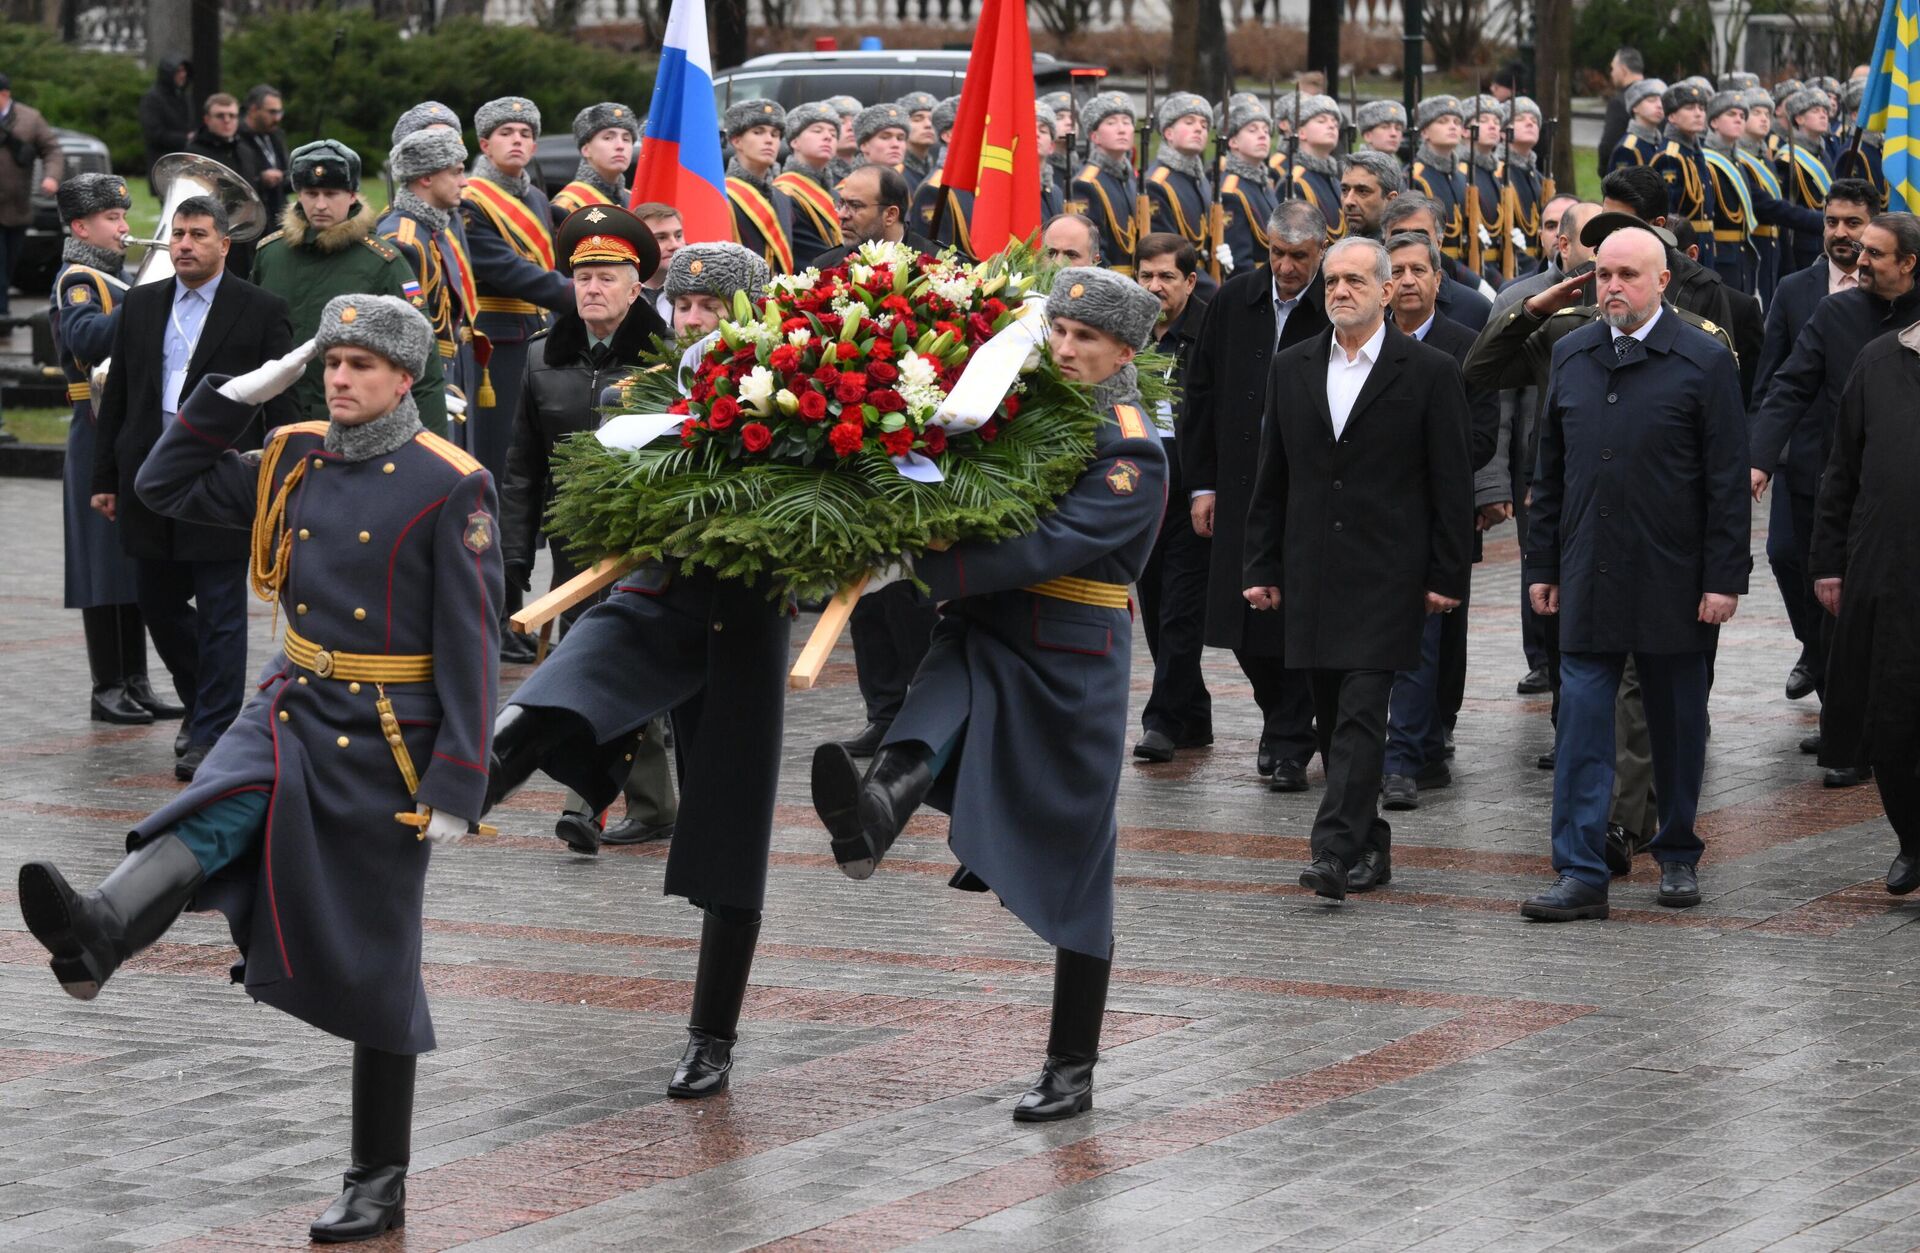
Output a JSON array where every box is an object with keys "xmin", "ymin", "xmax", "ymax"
[{"xmin": 1522, "ymin": 271, "xmax": 1591, "ymax": 320}]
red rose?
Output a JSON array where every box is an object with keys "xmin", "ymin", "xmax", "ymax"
[
  {"xmin": 982, "ymin": 297, "xmax": 1007, "ymax": 319},
  {"xmin": 967, "ymin": 313, "xmax": 996, "ymax": 341},
  {"xmin": 868, "ymin": 339, "xmax": 897, "ymax": 362},
  {"xmin": 740, "ymin": 421, "xmax": 772, "ymax": 453},
  {"xmin": 812, "ymin": 364, "xmax": 839, "ymax": 385},
  {"xmin": 934, "ymin": 319, "xmax": 960, "ymax": 339},
  {"xmin": 866, "ymin": 360, "xmax": 899, "ymax": 383},
  {"xmin": 881, "ymin": 295, "xmax": 914, "ymax": 319},
  {"xmin": 829, "ymin": 422, "xmax": 865, "ymax": 457},
  {"xmin": 978, "ymin": 418, "xmax": 1001, "ymax": 442},
  {"xmin": 731, "ymin": 345, "xmax": 757, "ymax": 364},
  {"xmin": 797, "ymin": 390, "xmax": 829, "ymax": 422},
  {"xmin": 707, "ymin": 395, "xmax": 740, "ymax": 430},
  {"xmin": 921, "ymin": 425, "xmax": 948, "ymax": 455},
  {"xmin": 781, "ymin": 316, "xmax": 811, "ymax": 334},
  {"xmin": 869, "ymin": 388, "xmax": 906, "ymax": 413},
  {"xmin": 679, "ymin": 419, "xmax": 703, "ymax": 446},
  {"xmin": 667, "ymin": 398, "xmax": 690, "ymax": 415},
  {"xmin": 879, "ymin": 427, "xmax": 914, "ymax": 457},
  {"xmin": 1001, "ymin": 394, "xmax": 1021, "ymax": 419},
  {"xmin": 691, "ymin": 376, "xmax": 714, "ymax": 403},
  {"xmin": 769, "ymin": 344, "xmax": 800, "ymax": 373},
  {"xmin": 819, "ymin": 313, "xmax": 843, "ymax": 334},
  {"xmin": 834, "ymin": 372, "xmax": 870, "ymax": 404}
]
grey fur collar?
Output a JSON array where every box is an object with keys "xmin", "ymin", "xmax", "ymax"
[
  {"xmin": 1470, "ymin": 148, "xmax": 1500, "ymax": 173},
  {"xmin": 62, "ymin": 238, "xmax": 125, "ymax": 273},
  {"xmin": 1154, "ymin": 148, "xmax": 1207, "ymax": 181},
  {"xmin": 1092, "ymin": 363, "xmax": 1143, "ymax": 415},
  {"xmin": 1505, "ymin": 147, "xmax": 1538, "ymax": 173},
  {"xmin": 726, "ymin": 156, "xmax": 775, "ymax": 197},
  {"xmin": 1415, "ymin": 143, "xmax": 1459, "ymax": 171},
  {"xmin": 1040, "ymin": 163, "xmax": 1056, "ymax": 193},
  {"xmin": 1739, "ymin": 136, "xmax": 1771, "ymax": 159},
  {"xmin": 393, "ymin": 188, "xmax": 449, "ymax": 234},
  {"xmin": 1225, "ymin": 154, "xmax": 1268, "ymax": 182},
  {"xmin": 1704, "ymin": 133, "xmax": 1737, "ymax": 157},
  {"xmin": 571, "ymin": 159, "xmax": 626, "ymax": 204},
  {"xmin": 471, "ymin": 156, "xmax": 529, "ymax": 197},
  {"xmin": 325, "ymin": 392, "xmax": 423, "ymax": 461},
  {"xmin": 1293, "ymin": 149, "xmax": 1339, "ymax": 178},
  {"xmin": 1661, "ymin": 124, "xmax": 1701, "ymax": 150},
  {"xmin": 1627, "ymin": 120, "xmax": 1661, "ymax": 146},
  {"xmin": 780, "ymin": 154, "xmax": 832, "ymax": 184},
  {"xmin": 1091, "ymin": 148, "xmax": 1135, "ymax": 183}
]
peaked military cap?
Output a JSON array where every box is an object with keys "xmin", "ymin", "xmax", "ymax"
[
  {"xmin": 1355, "ymin": 99, "xmax": 1408, "ymax": 132},
  {"xmin": 784, "ymin": 100, "xmax": 840, "ymax": 141},
  {"xmin": 1662, "ymin": 81, "xmax": 1711, "ymax": 114},
  {"xmin": 1707, "ymin": 90, "xmax": 1747, "ymax": 122},
  {"xmin": 475, "ymin": 96, "xmax": 541, "ymax": 140},
  {"xmin": 1623, "ymin": 78, "xmax": 1667, "ymax": 114},
  {"xmin": 315, "ymin": 294, "xmax": 434, "ymax": 382},
  {"xmin": 662, "ymin": 242, "xmax": 769, "ymax": 305},
  {"xmin": 1079, "ymin": 91, "xmax": 1135, "ymax": 137},
  {"xmin": 1046, "ymin": 266, "xmax": 1160, "ymax": 351},
  {"xmin": 57, "ymin": 172, "xmax": 133, "ymax": 225},
  {"xmin": 855, "ymin": 102, "xmax": 910, "ymax": 145},
  {"xmin": 555, "ymin": 202, "xmax": 661, "ymax": 282},
  {"xmin": 725, "ymin": 98, "xmax": 786, "ymax": 138},
  {"xmin": 1414, "ymin": 95, "xmax": 1464, "ymax": 129},
  {"xmin": 1579, "ymin": 210, "xmax": 1677, "ymax": 251},
  {"xmin": 389, "ymin": 127, "xmax": 467, "ymax": 184},
  {"xmin": 932, "ymin": 94, "xmax": 963, "ymax": 136},
  {"xmin": 390, "ymin": 100, "xmax": 460, "ymax": 146},
  {"xmin": 897, "ymin": 90, "xmax": 940, "ymax": 116},
  {"xmin": 1155, "ymin": 91, "xmax": 1212, "ymax": 133},
  {"xmin": 290, "ymin": 139, "xmax": 361, "ymax": 192},
  {"xmin": 573, "ymin": 102, "xmax": 639, "ymax": 147}
]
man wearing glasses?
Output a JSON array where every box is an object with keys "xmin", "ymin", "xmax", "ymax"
[{"xmin": 186, "ymin": 94, "xmax": 257, "ymax": 275}]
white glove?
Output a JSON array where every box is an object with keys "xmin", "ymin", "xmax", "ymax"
[
  {"xmin": 1510, "ymin": 226, "xmax": 1529, "ymax": 251},
  {"xmin": 446, "ymin": 387, "xmax": 468, "ymax": 421},
  {"xmin": 1215, "ymin": 242, "xmax": 1235, "ymax": 272},
  {"xmin": 860, "ymin": 559, "xmax": 912, "ymax": 596},
  {"xmin": 218, "ymin": 338, "xmax": 321, "ymax": 405},
  {"xmin": 1476, "ymin": 224, "xmax": 1494, "ymax": 249},
  {"xmin": 417, "ymin": 803, "xmax": 467, "ymax": 846}
]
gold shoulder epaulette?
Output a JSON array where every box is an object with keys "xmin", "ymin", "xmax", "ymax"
[
  {"xmin": 1149, "ymin": 165, "xmax": 1171, "ymax": 185},
  {"xmin": 1078, "ymin": 164, "xmax": 1100, "ymax": 182},
  {"xmin": 255, "ymin": 229, "xmax": 285, "ymax": 248},
  {"xmin": 268, "ymin": 419, "xmax": 330, "ymax": 442},
  {"xmin": 1221, "ymin": 173, "xmax": 1240, "ymax": 193},
  {"xmin": 1112, "ymin": 403, "xmax": 1149, "ymax": 440},
  {"xmin": 364, "ymin": 236, "xmax": 400, "ymax": 262},
  {"xmin": 415, "ymin": 429, "xmax": 483, "ymax": 475},
  {"xmin": 392, "ymin": 217, "xmax": 419, "ymax": 247}
]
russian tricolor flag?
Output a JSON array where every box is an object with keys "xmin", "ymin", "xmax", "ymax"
[{"xmin": 628, "ymin": 0, "xmax": 731, "ymax": 243}]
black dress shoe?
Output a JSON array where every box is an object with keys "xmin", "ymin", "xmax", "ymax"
[
  {"xmin": 1657, "ymin": 861, "xmax": 1701, "ymax": 908},
  {"xmin": 1520, "ymin": 875, "xmax": 1609, "ymax": 921},
  {"xmin": 1825, "ymin": 765, "xmax": 1874, "ymax": 788},
  {"xmin": 1173, "ymin": 729, "xmax": 1215, "ymax": 749},
  {"xmin": 1299, "ymin": 857, "xmax": 1348, "ymax": 901},
  {"xmin": 1132, "ymin": 729, "xmax": 1175, "ymax": 762},
  {"xmin": 123, "ymin": 674, "xmax": 185, "ymax": 719},
  {"xmin": 174, "ymin": 744, "xmax": 207, "ymax": 782},
  {"xmin": 1516, "ymin": 666, "xmax": 1550, "ymax": 695},
  {"xmin": 1785, "ymin": 663, "xmax": 1817, "ymax": 701},
  {"xmin": 1441, "ymin": 728, "xmax": 1456, "ymax": 759},
  {"xmin": 811, "ymin": 742, "xmax": 933, "ymax": 879},
  {"xmin": 173, "ymin": 727, "xmax": 192, "ymax": 758},
  {"xmin": 666, "ymin": 1029, "xmax": 735, "ymax": 1098},
  {"xmin": 602, "ymin": 815, "xmax": 673, "ymax": 845},
  {"xmin": 554, "ymin": 811, "xmax": 602, "ymax": 856},
  {"xmin": 1012, "ymin": 1055, "xmax": 1095, "ymax": 1121},
  {"xmin": 498, "ymin": 631, "xmax": 540, "ymax": 665},
  {"xmin": 1800, "ymin": 733, "xmax": 1823, "ymax": 755},
  {"xmin": 1348, "ymin": 846, "xmax": 1391, "ymax": 893},
  {"xmin": 838, "ymin": 720, "xmax": 889, "ymax": 758},
  {"xmin": 1536, "ymin": 747, "xmax": 1556, "ymax": 770},
  {"xmin": 1268, "ymin": 759, "xmax": 1309, "ymax": 792},
  {"xmin": 1413, "ymin": 760, "xmax": 1452, "ymax": 790},
  {"xmin": 1887, "ymin": 852, "xmax": 1920, "ymax": 895},
  {"xmin": 1256, "ymin": 736, "xmax": 1280, "ymax": 777},
  {"xmin": 1380, "ymin": 775, "xmax": 1419, "ymax": 811},
  {"xmin": 1603, "ymin": 823, "xmax": 1636, "ymax": 878},
  {"xmin": 89, "ymin": 684, "xmax": 153, "ymax": 725}
]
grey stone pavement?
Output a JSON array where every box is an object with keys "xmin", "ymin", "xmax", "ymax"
[{"xmin": 1, "ymin": 476, "xmax": 1917, "ymax": 1253}]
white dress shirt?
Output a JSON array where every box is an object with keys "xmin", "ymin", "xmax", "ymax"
[
  {"xmin": 162, "ymin": 272, "xmax": 223, "ymax": 421},
  {"xmin": 1607, "ymin": 304, "xmax": 1663, "ymax": 350},
  {"xmin": 1326, "ymin": 320, "xmax": 1386, "ymax": 439},
  {"xmin": 1272, "ymin": 278, "xmax": 1304, "ymax": 346}
]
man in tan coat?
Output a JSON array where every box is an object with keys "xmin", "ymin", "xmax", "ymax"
[{"xmin": 0, "ymin": 72, "xmax": 64, "ymax": 316}]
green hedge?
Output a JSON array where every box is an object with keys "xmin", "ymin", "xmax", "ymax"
[
  {"xmin": 225, "ymin": 13, "xmax": 657, "ymax": 171},
  {"xmin": 0, "ymin": 26, "xmax": 147, "ymax": 173},
  {"xmin": 1572, "ymin": 0, "xmax": 1716, "ymax": 85},
  {"xmin": 1, "ymin": 15, "xmax": 656, "ymax": 176}
]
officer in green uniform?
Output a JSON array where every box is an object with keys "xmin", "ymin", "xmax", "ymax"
[{"xmin": 251, "ymin": 139, "xmax": 447, "ymax": 432}]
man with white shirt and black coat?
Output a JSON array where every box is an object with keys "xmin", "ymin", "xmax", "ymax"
[
  {"xmin": 1243, "ymin": 236, "xmax": 1474, "ymax": 901},
  {"xmin": 1183, "ymin": 199, "xmax": 1329, "ymax": 789}
]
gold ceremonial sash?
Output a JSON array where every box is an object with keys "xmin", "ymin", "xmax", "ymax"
[
  {"xmin": 728, "ymin": 177, "xmax": 795, "ymax": 272},
  {"xmin": 462, "ymin": 177, "xmax": 557, "ymax": 270},
  {"xmin": 773, "ymin": 171, "xmax": 844, "ymax": 247}
]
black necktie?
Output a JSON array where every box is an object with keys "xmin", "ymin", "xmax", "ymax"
[{"xmin": 1614, "ymin": 335, "xmax": 1633, "ymax": 363}]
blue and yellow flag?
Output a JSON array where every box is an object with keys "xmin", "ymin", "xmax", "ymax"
[{"xmin": 1857, "ymin": 0, "xmax": 1916, "ymax": 209}]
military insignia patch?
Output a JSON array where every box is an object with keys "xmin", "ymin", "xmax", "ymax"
[
  {"xmin": 1106, "ymin": 460, "xmax": 1140, "ymax": 495},
  {"xmin": 464, "ymin": 511, "xmax": 493, "ymax": 553},
  {"xmin": 341, "ymin": 305, "xmax": 359, "ymax": 323},
  {"xmin": 69, "ymin": 286, "xmax": 90, "ymax": 303},
  {"xmin": 585, "ymin": 207, "xmax": 608, "ymax": 223}
]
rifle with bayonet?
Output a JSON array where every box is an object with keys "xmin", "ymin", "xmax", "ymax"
[
  {"xmin": 1208, "ymin": 145, "xmax": 1227, "ymax": 281},
  {"xmin": 1499, "ymin": 114, "xmax": 1516, "ymax": 283},
  {"xmin": 1134, "ymin": 69, "xmax": 1153, "ymax": 276}
]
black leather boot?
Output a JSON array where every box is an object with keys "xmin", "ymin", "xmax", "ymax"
[
  {"xmin": 811, "ymin": 741, "xmax": 933, "ymax": 880},
  {"xmin": 82, "ymin": 606, "xmax": 151, "ymax": 725},
  {"xmin": 484, "ymin": 705, "xmax": 577, "ymax": 811},
  {"xmin": 17, "ymin": 832, "xmax": 204, "ymax": 1000},
  {"xmin": 310, "ymin": 1044, "xmax": 414, "ymax": 1243},
  {"xmin": 668, "ymin": 909, "xmax": 761, "ymax": 1098},
  {"xmin": 1013, "ymin": 946, "xmax": 1111, "ymax": 1122},
  {"xmin": 118, "ymin": 605, "xmax": 185, "ymax": 719}
]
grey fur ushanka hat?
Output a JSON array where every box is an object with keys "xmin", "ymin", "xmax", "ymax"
[
  {"xmin": 662, "ymin": 242, "xmax": 770, "ymax": 306},
  {"xmin": 315, "ymin": 294, "xmax": 434, "ymax": 382},
  {"xmin": 1046, "ymin": 267, "xmax": 1160, "ymax": 351},
  {"xmin": 475, "ymin": 96, "xmax": 541, "ymax": 140}
]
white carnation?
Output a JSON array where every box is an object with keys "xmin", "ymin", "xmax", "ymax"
[{"xmin": 899, "ymin": 350, "xmax": 939, "ymax": 391}]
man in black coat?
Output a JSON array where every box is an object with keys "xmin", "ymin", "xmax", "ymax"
[
  {"xmin": 1183, "ymin": 199, "xmax": 1328, "ymax": 789},
  {"xmin": 1598, "ymin": 49, "xmax": 1645, "ymax": 182},
  {"xmin": 239, "ymin": 85, "xmax": 290, "ymax": 223},
  {"xmin": 92, "ymin": 195, "xmax": 297, "ymax": 779},
  {"xmin": 1522, "ymin": 226, "xmax": 1750, "ymax": 922},
  {"xmin": 1378, "ymin": 232, "xmax": 1499, "ymax": 817},
  {"xmin": 1132, "ymin": 233, "xmax": 1213, "ymax": 762},
  {"xmin": 137, "ymin": 58, "xmax": 193, "ymax": 192},
  {"xmin": 1378, "ymin": 196, "xmax": 1494, "ymax": 332},
  {"xmin": 1243, "ymin": 236, "xmax": 1474, "ymax": 901},
  {"xmin": 810, "ymin": 161, "xmax": 940, "ymax": 270},
  {"xmin": 183, "ymin": 93, "xmax": 259, "ymax": 278}
]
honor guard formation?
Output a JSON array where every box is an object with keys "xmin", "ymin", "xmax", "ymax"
[{"xmin": 9, "ymin": 46, "xmax": 1920, "ymax": 1247}]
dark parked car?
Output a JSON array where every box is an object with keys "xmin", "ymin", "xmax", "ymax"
[
  {"xmin": 709, "ymin": 49, "xmax": 1091, "ymax": 112},
  {"xmin": 13, "ymin": 128, "xmax": 115, "ymax": 295}
]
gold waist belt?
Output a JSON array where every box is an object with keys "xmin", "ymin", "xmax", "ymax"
[
  {"xmin": 476, "ymin": 296, "xmax": 542, "ymax": 315},
  {"xmin": 67, "ymin": 382, "xmax": 90, "ymax": 402},
  {"xmin": 1026, "ymin": 576, "xmax": 1130, "ymax": 609},
  {"xmin": 284, "ymin": 626, "xmax": 434, "ymax": 682},
  {"xmin": 1713, "ymin": 229, "xmax": 1748, "ymax": 243}
]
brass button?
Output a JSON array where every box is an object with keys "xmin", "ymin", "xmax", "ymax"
[
  {"xmin": 349, "ymin": 682, "xmax": 361, "ymax": 694},
  {"xmin": 296, "ymin": 603, "xmax": 308, "ymax": 615},
  {"xmin": 337, "ymin": 735, "xmax": 350, "ymax": 748},
  {"xmin": 383, "ymin": 462, "xmax": 396, "ymax": 474},
  {"xmin": 311, "ymin": 458, "xmax": 324, "ymax": 469},
  {"xmin": 358, "ymin": 531, "xmax": 371, "ymax": 543},
  {"xmin": 624, "ymin": 753, "xmax": 634, "ymax": 762},
  {"xmin": 298, "ymin": 528, "xmax": 310, "ymax": 540},
  {"xmin": 278, "ymin": 710, "xmax": 290, "ymax": 722},
  {"xmin": 297, "ymin": 676, "xmax": 308, "ymax": 685},
  {"xmin": 354, "ymin": 608, "xmax": 367, "ymax": 621},
  {"xmin": 713, "ymin": 622, "xmax": 724, "ymax": 632}
]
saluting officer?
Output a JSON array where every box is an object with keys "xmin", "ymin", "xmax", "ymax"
[
  {"xmin": 1145, "ymin": 92, "xmax": 1219, "ymax": 271},
  {"xmin": 53, "ymin": 174, "xmax": 178, "ymax": 727},
  {"xmin": 1608, "ymin": 78, "xmax": 1667, "ymax": 172},
  {"xmin": 723, "ymin": 98, "xmax": 799, "ymax": 273},
  {"xmin": 18, "ymin": 294, "xmax": 500, "ymax": 1242},
  {"xmin": 1219, "ymin": 96, "xmax": 1278, "ymax": 274},
  {"xmin": 1068, "ymin": 92, "xmax": 1142, "ymax": 273},
  {"xmin": 1409, "ymin": 96, "xmax": 1471, "ymax": 263},
  {"xmin": 549, "ymin": 101, "xmax": 640, "ymax": 224},
  {"xmin": 381, "ymin": 127, "xmax": 481, "ymax": 418},
  {"xmin": 809, "ymin": 267, "xmax": 1167, "ymax": 1124},
  {"xmin": 908, "ymin": 96, "xmax": 978, "ymax": 259},
  {"xmin": 774, "ymin": 101, "xmax": 845, "ymax": 263},
  {"xmin": 485, "ymin": 241, "xmax": 791, "ymax": 1103},
  {"xmin": 1653, "ymin": 82, "xmax": 1719, "ymax": 275}
]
